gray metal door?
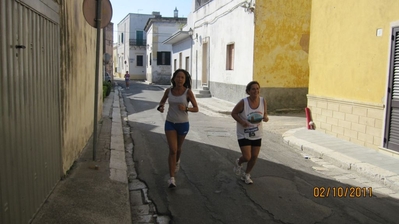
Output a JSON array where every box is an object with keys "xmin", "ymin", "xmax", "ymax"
[
  {"xmin": 0, "ymin": 0, "xmax": 61, "ymax": 223},
  {"xmin": 384, "ymin": 27, "xmax": 399, "ymax": 152}
]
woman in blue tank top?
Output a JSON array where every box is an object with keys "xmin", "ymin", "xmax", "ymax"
[
  {"xmin": 231, "ymin": 81, "xmax": 269, "ymax": 184},
  {"xmin": 157, "ymin": 69, "xmax": 199, "ymax": 188}
]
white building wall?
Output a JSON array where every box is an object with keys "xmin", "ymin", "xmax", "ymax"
[
  {"xmin": 148, "ymin": 21, "xmax": 187, "ymax": 84},
  {"xmin": 128, "ymin": 14, "xmax": 153, "ymax": 79},
  {"xmin": 117, "ymin": 17, "xmax": 129, "ymax": 75},
  {"xmin": 191, "ymin": 0, "xmax": 255, "ymax": 102},
  {"xmin": 156, "ymin": 24, "xmax": 178, "ymax": 51},
  {"xmin": 146, "ymin": 26, "xmax": 154, "ymax": 83},
  {"xmin": 116, "ymin": 13, "xmax": 154, "ymax": 79},
  {"xmin": 172, "ymin": 38, "xmax": 191, "ymax": 72}
]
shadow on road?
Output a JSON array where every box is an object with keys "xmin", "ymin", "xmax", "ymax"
[
  {"xmin": 128, "ymin": 119, "xmax": 399, "ymax": 224},
  {"xmin": 120, "ymin": 81, "xmax": 399, "ymax": 224}
]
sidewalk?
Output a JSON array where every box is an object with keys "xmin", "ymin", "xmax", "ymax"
[
  {"xmin": 31, "ymin": 87, "xmax": 169, "ymax": 224},
  {"xmin": 31, "ymin": 90, "xmax": 132, "ymax": 224},
  {"xmin": 283, "ymin": 128, "xmax": 399, "ymax": 194}
]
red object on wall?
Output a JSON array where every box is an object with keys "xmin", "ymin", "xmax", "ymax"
[{"xmin": 305, "ymin": 107, "xmax": 313, "ymax": 129}]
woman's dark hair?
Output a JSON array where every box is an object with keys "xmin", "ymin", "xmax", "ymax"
[
  {"xmin": 245, "ymin": 81, "xmax": 260, "ymax": 94},
  {"xmin": 171, "ymin": 69, "xmax": 192, "ymax": 89}
]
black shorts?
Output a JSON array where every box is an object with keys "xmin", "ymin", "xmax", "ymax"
[{"xmin": 238, "ymin": 138, "xmax": 262, "ymax": 147}]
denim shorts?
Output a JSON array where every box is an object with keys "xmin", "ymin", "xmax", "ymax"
[
  {"xmin": 238, "ymin": 138, "xmax": 262, "ymax": 147},
  {"xmin": 165, "ymin": 121, "xmax": 190, "ymax": 135}
]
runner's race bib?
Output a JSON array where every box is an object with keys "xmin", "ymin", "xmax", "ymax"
[{"xmin": 244, "ymin": 126, "xmax": 260, "ymax": 138}]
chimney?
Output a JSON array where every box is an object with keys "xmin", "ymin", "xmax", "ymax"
[{"xmin": 152, "ymin": 11, "xmax": 161, "ymax": 18}]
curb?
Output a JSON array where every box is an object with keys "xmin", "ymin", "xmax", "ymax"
[
  {"xmin": 110, "ymin": 88, "xmax": 128, "ymax": 183},
  {"xmin": 283, "ymin": 128, "xmax": 399, "ymax": 192}
]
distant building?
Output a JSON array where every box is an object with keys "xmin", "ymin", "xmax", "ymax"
[
  {"xmin": 163, "ymin": 29, "xmax": 192, "ymax": 74},
  {"xmin": 116, "ymin": 13, "xmax": 155, "ymax": 80},
  {"xmin": 144, "ymin": 11, "xmax": 187, "ymax": 84},
  {"xmin": 113, "ymin": 43, "xmax": 119, "ymax": 77},
  {"xmin": 186, "ymin": 0, "xmax": 256, "ymax": 99}
]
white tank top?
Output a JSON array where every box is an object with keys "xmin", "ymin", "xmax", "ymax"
[
  {"xmin": 237, "ymin": 97, "xmax": 264, "ymax": 140},
  {"xmin": 166, "ymin": 87, "xmax": 189, "ymax": 123}
]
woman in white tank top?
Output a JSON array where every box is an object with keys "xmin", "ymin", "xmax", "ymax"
[{"xmin": 231, "ymin": 81, "xmax": 269, "ymax": 184}]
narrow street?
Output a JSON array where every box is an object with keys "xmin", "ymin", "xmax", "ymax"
[{"xmin": 120, "ymin": 81, "xmax": 399, "ymax": 224}]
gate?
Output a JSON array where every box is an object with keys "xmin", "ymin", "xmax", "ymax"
[{"xmin": 0, "ymin": 0, "xmax": 62, "ymax": 223}]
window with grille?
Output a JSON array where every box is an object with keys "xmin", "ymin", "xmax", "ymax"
[
  {"xmin": 136, "ymin": 31, "xmax": 144, "ymax": 46},
  {"xmin": 137, "ymin": 55, "xmax": 143, "ymax": 66},
  {"xmin": 157, "ymin": 51, "xmax": 171, "ymax": 65}
]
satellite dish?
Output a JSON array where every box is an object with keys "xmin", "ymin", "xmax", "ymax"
[{"xmin": 83, "ymin": 0, "xmax": 113, "ymax": 28}]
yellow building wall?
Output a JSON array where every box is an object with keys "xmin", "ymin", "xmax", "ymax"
[
  {"xmin": 60, "ymin": 0, "xmax": 103, "ymax": 173},
  {"xmin": 254, "ymin": 0, "xmax": 311, "ymax": 88},
  {"xmin": 308, "ymin": 0, "xmax": 399, "ymax": 104},
  {"xmin": 253, "ymin": 0, "xmax": 311, "ymax": 112},
  {"xmin": 308, "ymin": 0, "xmax": 399, "ymax": 151}
]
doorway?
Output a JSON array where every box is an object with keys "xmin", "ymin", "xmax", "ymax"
[{"xmin": 202, "ymin": 41, "xmax": 209, "ymax": 86}]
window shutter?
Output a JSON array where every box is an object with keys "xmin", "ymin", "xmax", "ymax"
[
  {"xmin": 385, "ymin": 27, "xmax": 399, "ymax": 152},
  {"xmin": 166, "ymin": 52, "xmax": 171, "ymax": 65},
  {"xmin": 157, "ymin": 52, "xmax": 162, "ymax": 65}
]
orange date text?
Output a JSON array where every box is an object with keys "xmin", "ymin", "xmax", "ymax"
[{"xmin": 313, "ymin": 186, "xmax": 373, "ymax": 198}]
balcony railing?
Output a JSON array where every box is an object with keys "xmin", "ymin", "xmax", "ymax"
[{"xmin": 129, "ymin": 39, "xmax": 147, "ymax": 46}]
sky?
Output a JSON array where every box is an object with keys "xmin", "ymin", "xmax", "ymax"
[{"xmin": 109, "ymin": 0, "xmax": 192, "ymax": 25}]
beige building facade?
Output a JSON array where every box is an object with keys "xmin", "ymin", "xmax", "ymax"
[
  {"xmin": 60, "ymin": 0, "xmax": 103, "ymax": 173},
  {"xmin": 0, "ymin": 0, "xmax": 103, "ymax": 222}
]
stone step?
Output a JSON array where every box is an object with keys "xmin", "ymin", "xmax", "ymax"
[
  {"xmin": 193, "ymin": 88, "xmax": 211, "ymax": 98},
  {"xmin": 195, "ymin": 93, "xmax": 212, "ymax": 98},
  {"xmin": 198, "ymin": 90, "xmax": 210, "ymax": 94}
]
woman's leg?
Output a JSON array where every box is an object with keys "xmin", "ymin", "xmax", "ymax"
[
  {"xmin": 176, "ymin": 134, "xmax": 186, "ymax": 163},
  {"xmin": 165, "ymin": 130, "xmax": 178, "ymax": 177},
  {"xmin": 245, "ymin": 146, "xmax": 260, "ymax": 174},
  {"xmin": 239, "ymin": 145, "xmax": 252, "ymax": 165}
]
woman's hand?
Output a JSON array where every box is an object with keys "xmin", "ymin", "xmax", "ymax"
[
  {"xmin": 157, "ymin": 105, "xmax": 164, "ymax": 113},
  {"xmin": 263, "ymin": 116, "xmax": 269, "ymax": 122},
  {"xmin": 241, "ymin": 120, "xmax": 251, "ymax": 128},
  {"xmin": 178, "ymin": 104, "xmax": 187, "ymax": 112}
]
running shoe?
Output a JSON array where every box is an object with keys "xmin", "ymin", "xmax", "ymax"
[
  {"xmin": 241, "ymin": 173, "xmax": 253, "ymax": 184},
  {"xmin": 168, "ymin": 177, "xmax": 176, "ymax": 188},
  {"xmin": 233, "ymin": 158, "xmax": 242, "ymax": 176}
]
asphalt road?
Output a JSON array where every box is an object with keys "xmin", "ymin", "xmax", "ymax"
[{"xmin": 120, "ymin": 81, "xmax": 399, "ymax": 224}]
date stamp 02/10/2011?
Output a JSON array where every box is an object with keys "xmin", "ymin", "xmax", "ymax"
[{"xmin": 313, "ymin": 186, "xmax": 373, "ymax": 198}]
